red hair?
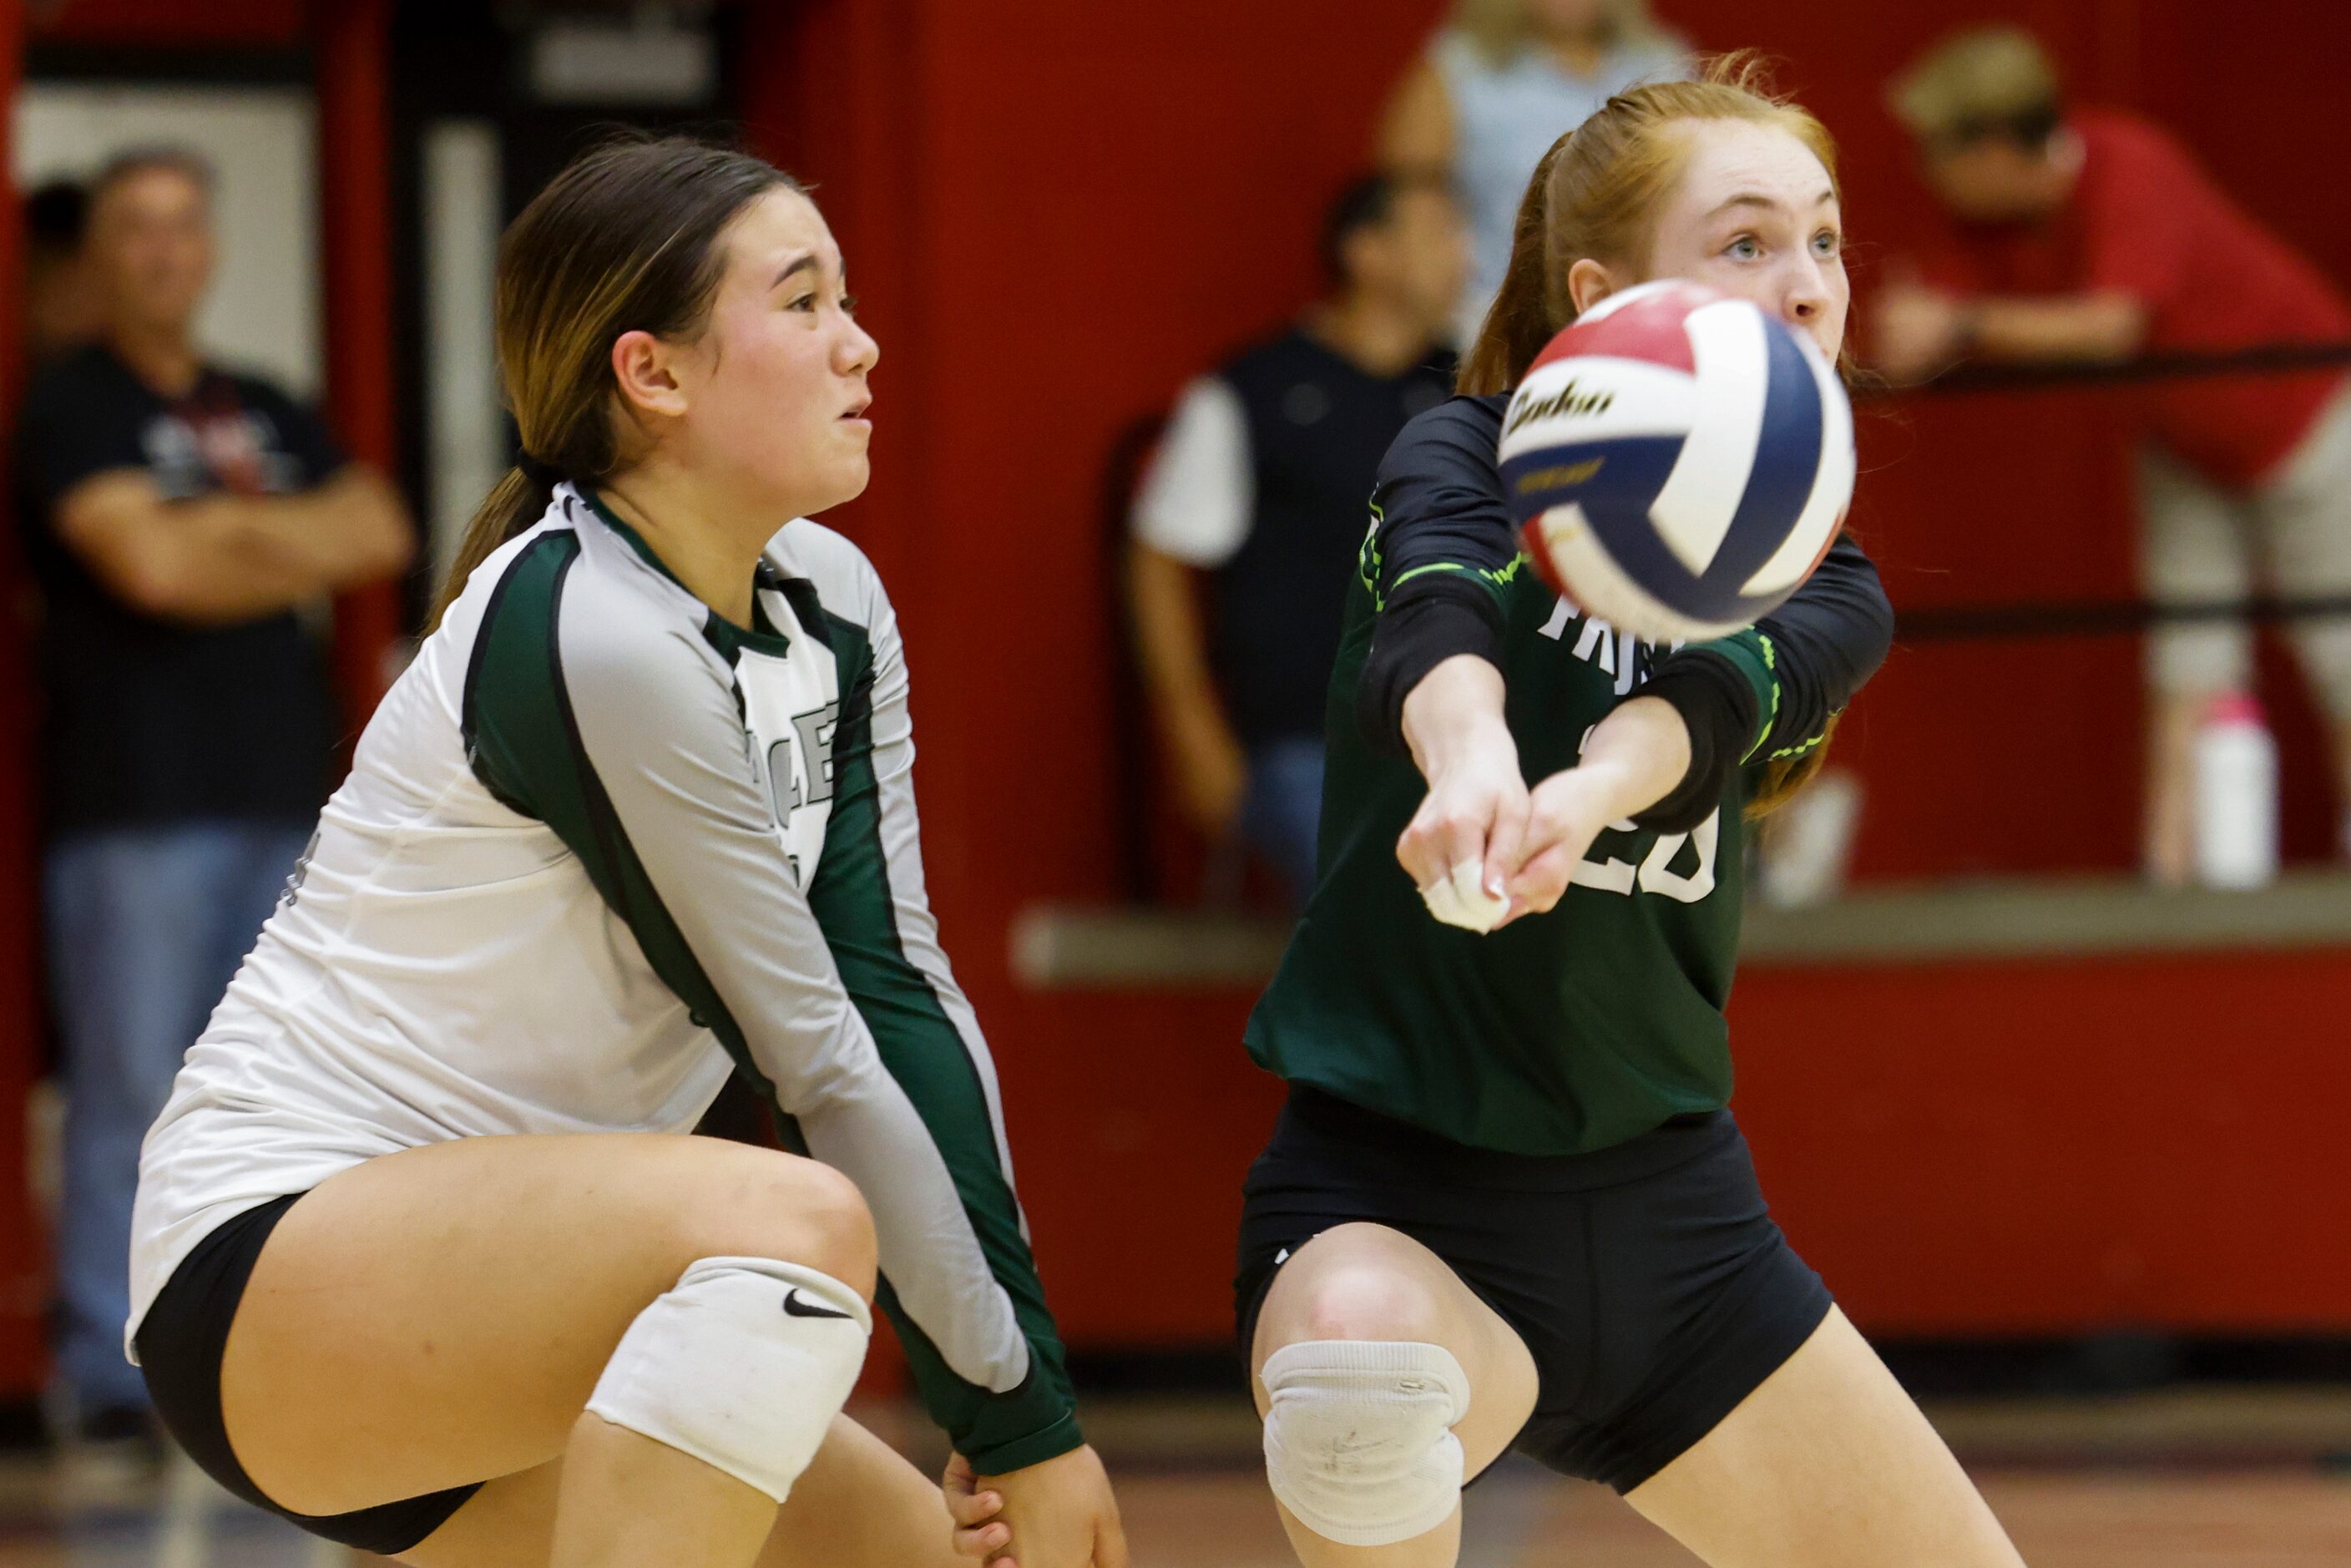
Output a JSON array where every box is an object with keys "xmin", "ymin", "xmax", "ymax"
[
  {"xmin": 1462, "ymin": 53, "xmax": 1848, "ymax": 817},
  {"xmin": 1462, "ymin": 53, "xmax": 1840, "ymax": 394}
]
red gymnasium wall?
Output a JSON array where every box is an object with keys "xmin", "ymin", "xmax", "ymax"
[
  {"xmin": 752, "ymin": 0, "xmax": 2351, "ymax": 1347},
  {"xmin": 0, "ymin": 0, "xmax": 2343, "ymax": 1374}
]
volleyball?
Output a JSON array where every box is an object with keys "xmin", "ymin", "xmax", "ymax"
[{"xmin": 1497, "ymin": 280, "xmax": 1856, "ymax": 643}]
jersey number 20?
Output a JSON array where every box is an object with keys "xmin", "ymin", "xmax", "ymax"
[
  {"xmin": 1568, "ymin": 808, "xmax": 1719, "ymax": 903},
  {"xmin": 1566, "ymin": 721, "xmax": 1719, "ymax": 903}
]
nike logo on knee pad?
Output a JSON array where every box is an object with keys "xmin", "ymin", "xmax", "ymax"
[{"xmin": 783, "ymin": 1288, "xmax": 856, "ymax": 1321}]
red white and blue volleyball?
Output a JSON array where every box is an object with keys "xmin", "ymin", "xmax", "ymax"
[{"xmin": 1498, "ymin": 280, "xmax": 1856, "ymax": 643}]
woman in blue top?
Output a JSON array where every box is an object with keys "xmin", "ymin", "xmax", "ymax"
[{"xmin": 1382, "ymin": 0, "xmax": 1690, "ymax": 342}]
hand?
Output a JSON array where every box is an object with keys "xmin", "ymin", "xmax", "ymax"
[
  {"xmin": 1396, "ymin": 655, "xmax": 1529, "ymax": 931},
  {"xmin": 975, "ymin": 1444, "xmax": 1127, "ymax": 1568},
  {"xmin": 1873, "ymin": 268, "xmax": 1968, "ymax": 383},
  {"xmin": 1499, "ymin": 766, "xmax": 1632, "ymax": 922},
  {"xmin": 944, "ymin": 1452, "xmax": 1013, "ymax": 1560},
  {"xmin": 1398, "ymin": 739, "xmax": 1528, "ymax": 932},
  {"xmin": 1171, "ymin": 714, "xmax": 1247, "ymax": 839},
  {"xmin": 1499, "ymin": 695, "xmax": 1691, "ymax": 925}
]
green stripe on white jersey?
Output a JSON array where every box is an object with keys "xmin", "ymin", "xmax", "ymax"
[{"xmin": 131, "ymin": 486, "xmax": 1079, "ymax": 1473}]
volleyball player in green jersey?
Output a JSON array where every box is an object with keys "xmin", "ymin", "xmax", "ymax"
[{"xmin": 1231, "ymin": 64, "xmax": 2029, "ymax": 1568}]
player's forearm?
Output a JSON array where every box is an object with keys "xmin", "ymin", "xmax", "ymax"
[
  {"xmin": 1965, "ymin": 292, "xmax": 2146, "ymax": 362},
  {"xmin": 1572, "ymin": 695, "xmax": 1693, "ymax": 822},
  {"xmin": 1400, "ymin": 654, "xmax": 1513, "ymax": 784},
  {"xmin": 1360, "ymin": 568, "xmax": 1509, "ymax": 755}
]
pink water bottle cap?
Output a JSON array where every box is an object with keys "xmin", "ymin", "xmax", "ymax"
[{"xmin": 2207, "ymin": 691, "xmax": 2266, "ymax": 726}]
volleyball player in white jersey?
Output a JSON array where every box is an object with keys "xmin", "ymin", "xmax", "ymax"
[{"xmin": 124, "ymin": 136, "xmax": 1124, "ymax": 1568}]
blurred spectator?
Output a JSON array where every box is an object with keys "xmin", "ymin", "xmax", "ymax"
[
  {"xmin": 1380, "ymin": 0, "xmax": 1687, "ymax": 343},
  {"xmin": 1127, "ymin": 175, "xmax": 1467, "ymax": 906},
  {"xmin": 24, "ymin": 180, "xmax": 100, "ymax": 363},
  {"xmin": 1879, "ymin": 27, "xmax": 2351, "ymax": 883},
  {"xmin": 13, "ymin": 148, "xmax": 412, "ymax": 1450}
]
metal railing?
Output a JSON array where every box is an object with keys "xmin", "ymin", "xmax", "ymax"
[
  {"xmin": 1871, "ymin": 338, "xmax": 2351, "ymax": 642},
  {"xmin": 1869, "ymin": 337, "xmax": 2351, "ymax": 397}
]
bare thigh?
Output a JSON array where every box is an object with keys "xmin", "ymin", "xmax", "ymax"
[
  {"xmin": 220, "ymin": 1132, "xmax": 875, "ymax": 1517},
  {"xmin": 1250, "ymin": 1223, "xmax": 1540, "ymax": 1567},
  {"xmin": 1625, "ymin": 1307, "xmax": 2025, "ymax": 1568},
  {"xmin": 399, "ymin": 1414, "xmax": 960, "ymax": 1568}
]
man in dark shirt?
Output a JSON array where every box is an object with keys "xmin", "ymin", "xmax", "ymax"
[
  {"xmin": 15, "ymin": 148, "xmax": 412, "ymax": 1444},
  {"xmin": 1128, "ymin": 174, "xmax": 1468, "ymax": 904}
]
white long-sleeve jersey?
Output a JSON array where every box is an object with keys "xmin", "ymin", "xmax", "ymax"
[{"xmin": 129, "ymin": 486, "xmax": 1081, "ymax": 1473}]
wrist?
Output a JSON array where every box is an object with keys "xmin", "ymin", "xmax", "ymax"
[
  {"xmin": 1423, "ymin": 709, "xmax": 1513, "ymax": 781},
  {"xmin": 1565, "ymin": 750, "xmax": 1659, "ymax": 822},
  {"xmin": 1401, "ymin": 655, "xmax": 1506, "ymax": 774},
  {"xmin": 973, "ymin": 1417, "xmax": 1087, "ymax": 1480}
]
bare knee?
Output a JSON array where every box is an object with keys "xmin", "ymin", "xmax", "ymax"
[
  {"xmin": 1275, "ymin": 1229, "xmax": 1455, "ymax": 1349},
  {"xmin": 670, "ymin": 1146, "xmax": 877, "ymax": 1300},
  {"xmin": 1302, "ymin": 1263, "xmax": 1448, "ymax": 1343}
]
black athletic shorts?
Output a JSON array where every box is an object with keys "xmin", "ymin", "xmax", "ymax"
[
  {"xmin": 134, "ymin": 1191, "xmax": 486, "ymax": 1554},
  {"xmin": 1234, "ymin": 1086, "xmax": 1833, "ymax": 1493}
]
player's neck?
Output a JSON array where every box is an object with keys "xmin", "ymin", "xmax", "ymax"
[
  {"xmin": 1308, "ymin": 295, "xmax": 1435, "ymax": 380},
  {"xmin": 107, "ymin": 320, "xmax": 201, "ymax": 399},
  {"xmin": 594, "ymin": 463, "xmax": 782, "ymax": 630}
]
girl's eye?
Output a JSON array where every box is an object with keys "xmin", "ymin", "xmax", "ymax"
[
  {"xmin": 1726, "ymin": 235, "xmax": 1762, "ymax": 260},
  {"xmin": 839, "ymin": 294, "xmax": 860, "ymax": 316},
  {"xmin": 789, "ymin": 293, "xmax": 818, "ymax": 312},
  {"xmin": 1813, "ymin": 230, "xmax": 1843, "ymax": 257}
]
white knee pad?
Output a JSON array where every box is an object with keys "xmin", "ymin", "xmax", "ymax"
[
  {"xmin": 585, "ymin": 1257, "xmax": 871, "ymax": 1503},
  {"xmin": 1260, "ymin": 1339, "xmax": 1471, "ymax": 1547}
]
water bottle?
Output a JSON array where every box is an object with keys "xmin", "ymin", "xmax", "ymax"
[{"xmin": 2192, "ymin": 692, "xmax": 2278, "ymax": 890}]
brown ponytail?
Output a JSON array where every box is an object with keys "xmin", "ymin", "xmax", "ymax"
[
  {"xmin": 1458, "ymin": 54, "xmax": 1849, "ymax": 818},
  {"xmin": 427, "ymin": 134, "xmax": 801, "ymax": 629}
]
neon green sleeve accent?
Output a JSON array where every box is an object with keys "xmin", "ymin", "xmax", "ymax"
[
  {"xmin": 1371, "ymin": 553, "xmax": 1528, "ymax": 614},
  {"xmin": 1684, "ymin": 628, "xmax": 1780, "ymax": 762}
]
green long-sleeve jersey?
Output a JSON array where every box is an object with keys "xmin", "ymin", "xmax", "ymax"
[{"xmin": 1244, "ymin": 395, "xmax": 1892, "ymax": 1156}]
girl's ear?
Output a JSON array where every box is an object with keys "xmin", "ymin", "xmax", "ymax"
[
  {"xmin": 1565, "ymin": 257, "xmax": 1621, "ymax": 318},
  {"xmin": 611, "ymin": 329, "xmax": 689, "ymax": 420}
]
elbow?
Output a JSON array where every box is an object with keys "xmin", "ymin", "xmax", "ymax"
[
  {"xmin": 1856, "ymin": 584, "xmax": 1897, "ymax": 673},
  {"xmin": 367, "ymin": 511, "xmax": 420, "ymax": 580},
  {"xmin": 360, "ymin": 481, "xmax": 421, "ymax": 580},
  {"xmin": 341, "ymin": 478, "xmax": 420, "ymax": 584},
  {"xmin": 321, "ymin": 472, "xmax": 422, "ymax": 587}
]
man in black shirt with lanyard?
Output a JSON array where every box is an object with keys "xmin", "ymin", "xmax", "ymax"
[
  {"xmin": 1129, "ymin": 174, "xmax": 1469, "ymax": 905},
  {"xmin": 14, "ymin": 148, "xmax": 412, "ymax": 1450}
]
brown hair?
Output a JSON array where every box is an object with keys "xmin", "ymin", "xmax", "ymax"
[
  {"xmin": 429, "ymin": 134, "xmax": 800, "ymax": 627},
  {"xmin": 1461, "ymin": 54, "xmax": 1848, "ymax": 817}
]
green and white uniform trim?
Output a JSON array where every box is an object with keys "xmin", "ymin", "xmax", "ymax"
[{"xmin": 129, "ymin": 486, "xmax": 1079, "ymax": 1472}]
